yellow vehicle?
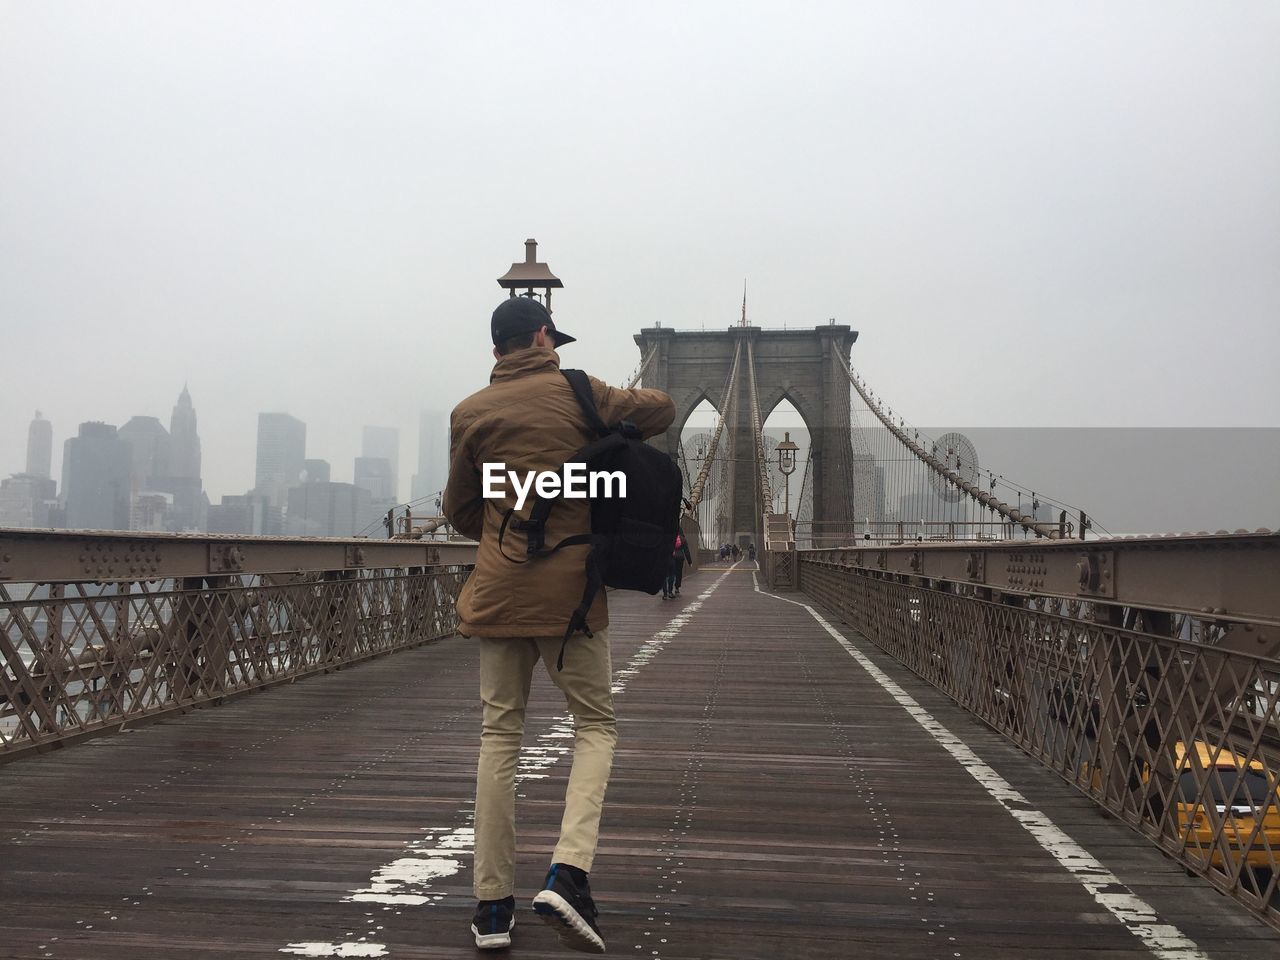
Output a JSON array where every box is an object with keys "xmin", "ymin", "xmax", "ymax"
[
  {"xmin": 1163, "ymin": 741, "xmax": 1280, "ymax": 870},
  {"xmin": 1079, "ymin": 741, "xmax": 1280, "ymax": 870}
]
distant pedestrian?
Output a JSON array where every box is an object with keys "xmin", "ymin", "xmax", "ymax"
[
  {"xmin": 732, "ymin": 544, "xmax": 741, "ymax": 562},
  {"xmin": 664, "ymin": 528, "xmax": 692, "ymax": 599},
  {"xmin": 673, "ymin": 529, "xmax": 691, "ymax": 595},
  {"xmin": 748, "ymin": 543, "xmax": 756, "ymax": 563}
]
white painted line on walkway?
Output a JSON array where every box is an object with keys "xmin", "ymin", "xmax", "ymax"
[
  {"xmin": 752, "ymin": 573, "xmax": 1210, "ymax": 960},
  {"xmin": 279, "ymin": 564, "xmax": 738, "ymax": 957},
  {"xmin": 280, "ymin": 944, "xmax": 387, "ymax": 958}
]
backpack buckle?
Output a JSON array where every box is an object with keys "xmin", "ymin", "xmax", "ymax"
[
  {"xmin": 614, "ymin": 419, "xmax": 642, "ymax": 440},
  {"xmin": 511, "ymin": 517, "xmax": 546, "ymax": 556}
]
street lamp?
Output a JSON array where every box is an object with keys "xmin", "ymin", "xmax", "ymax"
[{"xmin": 775, "ymin": 431, "xmax": 799, "ymax": 516}]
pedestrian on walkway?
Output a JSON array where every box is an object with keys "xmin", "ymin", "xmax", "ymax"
[
  {"xmin": 445, "ymin": 296, "xmax": 674, "ymax": 953},
  {"xmin": 673, "ymin": 526, "xmax": 692, "ymax": 595},
  {"xmin": 664, "ymin": 526, "xmax": 693, "ymax": 599}
]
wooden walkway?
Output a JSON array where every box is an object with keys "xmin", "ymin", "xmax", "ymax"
[{"xmin": 2, "ymin": 563, "xmax": 1277, "ymax": 959}]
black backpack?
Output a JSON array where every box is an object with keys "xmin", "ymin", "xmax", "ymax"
[{"xmin": 498, "ymin": 369, "xmax": 682, "ymax": 668}]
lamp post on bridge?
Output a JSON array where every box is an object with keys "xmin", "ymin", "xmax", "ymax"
[
  {"xmin": 497, "ymin": 238, "xmax": 563, "ymax": 311},
  {"xmin": 775, "ymin": 432, "xmax": 798, "ymax": 516}
]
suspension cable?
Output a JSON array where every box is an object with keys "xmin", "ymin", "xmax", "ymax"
[
  {"xmin": 834, "ymin": 351, "xmax": 1063, "ymax": 539},
  {"xmin": 625, "ymin": 343, "xmax": 659, "ymax": 389},
  {"xmin": 745, "ymin": 339, "xmax": 773, "ymax": 513},
  {"xmin": 687, "ymin": 340, "xmax": 742, "ymax": 514}
]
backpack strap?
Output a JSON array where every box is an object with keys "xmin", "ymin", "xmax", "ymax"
[
  {"xmin": 556, "ymin": 545, "xmax": 606, "ymax": 670},
  {"xmin": 561, "ymin": 369, "xmax": 609, "ymax": 437}
]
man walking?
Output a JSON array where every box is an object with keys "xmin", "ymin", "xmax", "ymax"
[{"xmin": 444, "ymin": 296, "xmax": 674, "ymax": 953}]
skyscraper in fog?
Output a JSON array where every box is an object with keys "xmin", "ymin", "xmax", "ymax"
[
  {"xmin": 361, "ymin": 426, "xmax": 399, "ymax": 501},
  {"xmin": 285, "ymin": 481, "xmax": 377, "ymax": 538},
  {"xmin": 303, "ymin": 459, "xmax": 331, "ymax": 484},
  {"xmin": 3, "ymin": 411, "xmax": 56, "ymax": 528},
  {"xmin": 255, "ymin": 413, "xmax": 306, "ymax": 507},
  {"xmin": 0, "ymin": 473, "xmax": 57, "ymax": 528},
  {"xmin": 169, "ymin": 384, "xmax": 202, "ymax": 481},
  {"xmin": 118, "ymin": 416, "xmax": 171, "ymax": 488},
  {"xmin": 62, "ymin": 422, "xmax": 132, "ymax": 530},
  {"xmin": 159, "ymin": 385, "xmax": 207, "ymax": 531},
  {"xmin": 26, "ymin": 411, "xmax": 51, "ymax": 479},
  {"xmin": 354, "ymin": 456, "xmax": 394, "ymax": 502},
  {"xmin": 411, "ymin": 410, "xmax": 447, "ymax": 505}
]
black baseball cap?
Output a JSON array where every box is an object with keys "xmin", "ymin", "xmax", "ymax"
[{"xmin": 490, "ymin": 296, "xmax": 576, "ymax": 348}]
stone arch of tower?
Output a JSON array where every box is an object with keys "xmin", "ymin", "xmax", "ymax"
[
  {"xmin": 634, "ymin": 324, "xmax": 858, "ymax": 547},
  {"xmin": 670, "ymin": 387, "xmax": 725, "ymax": 442},
  {"xmin": 759, "ymin": 385, "xmax": 821, "ymax": 441}
]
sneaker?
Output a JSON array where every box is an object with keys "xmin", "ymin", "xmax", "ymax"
[
  {"xmin": 471, "ymin": 895, "xmax": 515, "ymax": 950},
  {"xmin": 532, "ymin": 863, "xmax": 605, "ymax": 953}
]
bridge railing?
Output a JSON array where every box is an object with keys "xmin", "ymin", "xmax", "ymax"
[
  {"xmin": 797, "ymin": 532, "xmax": 1280, "ymax": 925},
  {"xmin": 0, "ymin": 529, "xmax": 476, "ymax": 763},
  {"xmin": 793, "ymin": 519, "xmax": 1071, "ymax": 547}
]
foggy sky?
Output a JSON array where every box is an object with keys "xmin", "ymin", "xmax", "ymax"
[{"xmin": 2, "ymin": 2, "xmax": 1278, "ymax": 513}]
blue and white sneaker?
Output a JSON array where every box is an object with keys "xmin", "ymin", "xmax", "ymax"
[
  {"xmin": 532, "ymin": 863, "xmax": 605, "ymax": 953},
  {"xmin": 471, "ymin": 895, "xmax": 515, "ymax": 949}
]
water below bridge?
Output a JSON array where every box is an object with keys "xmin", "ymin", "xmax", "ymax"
[{"xmin": 2, "ymin": 562, "xmax": 1275, "ymax": 959}]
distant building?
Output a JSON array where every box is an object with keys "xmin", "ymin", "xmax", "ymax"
[
  {"xmin": 208, "ymin": 493, "xmax": 279, "ymax": 536},
  {"xmin": 354, "ymin": 456, "xmax": 395, "ymax": 502},
  {"xmin": 62, "ymin": 422, "xmax": 132, "ymax": 531},
  {"xmin": 411, "ymin": 409, "xmax": 447, "ymax": 504},
  {"xmin": 255, "ymin": 413, "xmax": 306, "ymax": 507},
  {"xmin": 118, "ymin": 415, "xmax": 174, "ymax": 532},
  {"xmin": 285, "ymin": 481, "xmax": 377, "ymax": 537},
  {"xmin": 118, "ymin": 416, "xmax": 171, "ymax": 489},
  {"xmin": 26, "ymin": 411, "xmax": 52, "ymax": 480},
  {"xmin": 206, "ymin": 498, "xmax": 250, "ymax": 536},
  {"xmin": 162, "ymin": 385, "xmax": 206, "ymax": 531},
  {"xmin": 362, "ymin": 426, "xmax": 399, "ymax": 501},
  {"xmin": 303, "ymin": 459, "xmax": 331, "ymax": 484},
  {"xmin": 145, "ymin": 477, "xmax": 207, "ymax": 533},
  {"xmin": 0, "ymin": 474, "xmax": 57, "ymax": 528},
  {"xmin": 168, "ymin": 384, "xmax": 201, "ymax": 481},
  {"xmin": 132, "ymin": 491, "xmax": 174, "ymax": 532}
]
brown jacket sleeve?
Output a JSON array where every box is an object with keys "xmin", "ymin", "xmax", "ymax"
[
  {"xmin": 589, "ymin": 377, "xmax": 676, "ymax": 439},
  {"xmin": 443, "ymin": 408, "xmax": 484, "ymax": 541}
]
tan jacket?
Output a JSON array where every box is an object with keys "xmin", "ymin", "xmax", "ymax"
[{"xmin": 444, "ymin": 346, "xmax": 675, "ymax": 638}]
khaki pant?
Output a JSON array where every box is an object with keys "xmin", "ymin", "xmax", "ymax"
[{"xmin": 473, "ymin": 629, "xmax": 616, "ymax": 900}]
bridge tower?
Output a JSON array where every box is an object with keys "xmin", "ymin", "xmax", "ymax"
[{"xmin": 634, "ymin": 323, "xmax": 859, "ymax": 547}]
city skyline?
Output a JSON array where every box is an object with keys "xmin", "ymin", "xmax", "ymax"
[
  {"xmin": 0, "ymin": 386, "xmax": 453, "ymax": 529},
  {"xmin": 2, "ymin": 391, "xmax": 450, "ymax": 506}
]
